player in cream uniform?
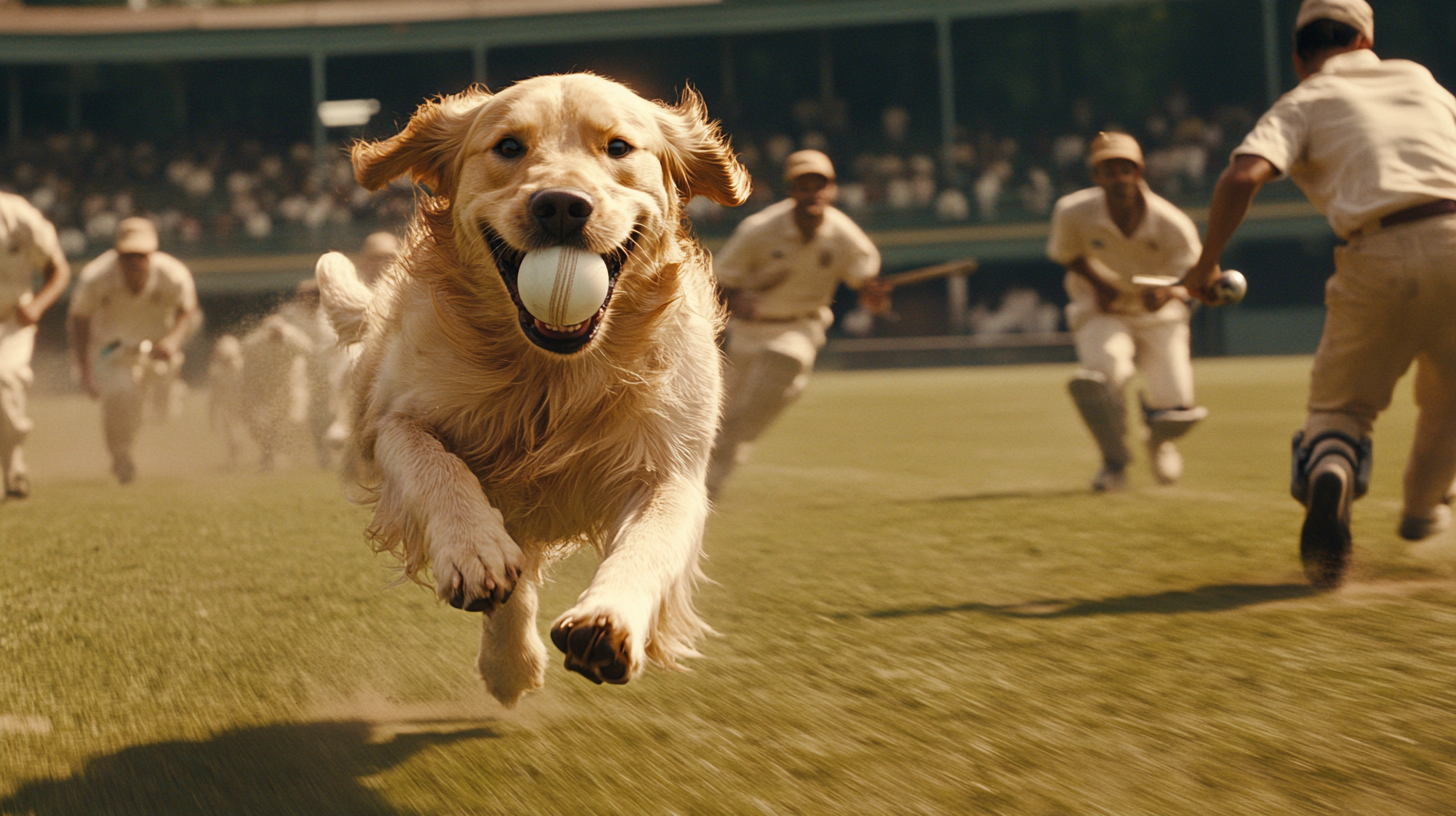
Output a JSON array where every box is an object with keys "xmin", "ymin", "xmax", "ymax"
[
  {"xmin": 318, "ymin": 231, "xmax": 402, "ymax": 459},
  {"xmin": 0, "ymin": 193, "xmax": 71, "ymax": 499},
  {"xmin": 707, "ymin": 150, "xmax": 887, "ymax": 497},
  {"xmin": 1184, "ymin": 0, "xmax": 1456, "ymax": 586},
  {"xmin": 1048, "ymin": 132, "xmax": 1208, "ymax": 491},
  {"xmin": 68, "ymin": 218, "xmax": 200, "ymax": 483}
]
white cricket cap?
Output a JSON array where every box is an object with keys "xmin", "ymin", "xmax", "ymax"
[
  {"xmin": 361, "ymin": 231, "xmax": 400, "ymax": 259},
  {"xmin": 1296, "ymin": 0, "xmax": 1374, "ymax": 43},
  {"xmin": 114, "ymin": 217, "xmax": 159, "ymax": 254},
  {"xmin": 1087, "ymin": 132, "xmax": 1144, "ymax": 169},
  {"xmin": 783, "ymin": 150, "xmax": 836, "ymax": 183}
]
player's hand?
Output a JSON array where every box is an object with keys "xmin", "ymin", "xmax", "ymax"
[
  {"xmin": 721, "ymin": 288, "xmax": 758, "ymax": 321},
  {"xmin": 1093, "ymin": 280, "xmax": 1121, "ymax": 313},
  {"xmin": 1142, "ymin": 284, "xmax": 1189, "ymax": 312},
  {"xmin": 150, "ymin": 339, "xmax": 180, "ymax": 361},
  {"xmin": 14, "ymin": 302, "xmax": 42, "ymax": 327},
  {"xmin": 858, "ymin": 279, "xmax": 891, "ymax": 316},
  {"xmin": 1180, "ymin": 262, "xmax": 1221, "ymax": 305}
]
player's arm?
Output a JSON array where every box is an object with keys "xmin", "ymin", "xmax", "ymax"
[
  {"xmin": 843, "ymin": 223, "xmax": 889, "ymax": 315},
  {"xmin": 1048, "ymin": 199, "xmax": 1118, "ymax": 312},
  {"xmin": 153, "ymin": 302, "xmax": 200, "ymax": 361},
  {"xmin": 1183, "ymin": 155, "xmax": 1279, "ymax": 303},
  {"xmin": 1066, "ymin": 257, "xmax": 1121, "ymax": 313},
  {"xmin": 151, "ymin": 263, "xmax": 200, "ymax": 361},
  {"xmin": 713, "ymin": 225, "xmax": 759, "ymax": 320},
  {"xmin": 16, "ymin": 246, "xmax": 72, "ymax": 327}
]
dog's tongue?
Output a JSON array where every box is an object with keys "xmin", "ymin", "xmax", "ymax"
[{"xmin": 533, "ymin": 318, "xmax": 593, "ymax": 340}]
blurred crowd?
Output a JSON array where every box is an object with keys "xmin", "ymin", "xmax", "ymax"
[
  {"xmin": 0, "ymin": 92, "xmax": 1254, "ymax": 256},
  {"xmin": 0, "ymin": 133, "xmax": 414, "ymax": 257}
]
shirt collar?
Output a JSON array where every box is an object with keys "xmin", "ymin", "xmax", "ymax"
[
  {"xmin": 1320, "ymin": 49, "xmax": 1381, "ymax": 74},
  {"xmin": 774, "ymin": 199, "xmax": 823, "ymax": 245},
  {"xmin": 1096, "ymin": 181, "xmax": 1153, "ymax": 238}
]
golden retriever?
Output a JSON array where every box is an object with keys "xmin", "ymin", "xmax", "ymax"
[{"xmin": 315, "ymin": 74, "xmax": 749, "ymax": 706}]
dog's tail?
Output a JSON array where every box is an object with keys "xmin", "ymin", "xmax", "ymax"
[{"xmin": 315, "ymin": 252, "xmax": 373, "ymax": 345}]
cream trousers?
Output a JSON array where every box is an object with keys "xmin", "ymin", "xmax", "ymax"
[
  {"xmin": 96, "ymin": 350, "xmax": 184, "ymax": 463},
  {"xmin": 1304, "ymin": 215, "xmax": 1456, "ymax": 517},
  {"xmin": 1071, "ymin": 306, "xmax": 1195, "ymax": 410},
  {"xmin": 0, "ymin": 320, "xmax": 36, "ymax": 486},
  {"xmin": 706, "ymin": 318, "xmax": 824, "ymax": 494}
]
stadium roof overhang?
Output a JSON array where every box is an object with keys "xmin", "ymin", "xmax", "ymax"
[{"xmin": 0, "ymin": 0, "xmax": 1201, "ymax": 63}]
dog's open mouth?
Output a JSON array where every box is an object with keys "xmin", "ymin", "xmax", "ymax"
[{"xmin": 483, "ymin": 227, "xmax": 635, "ymax": 355}]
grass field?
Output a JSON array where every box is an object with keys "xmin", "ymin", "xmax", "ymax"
[{"xmin": 3, "ymin": 356, "xmax": 1455, "ymax": 815}]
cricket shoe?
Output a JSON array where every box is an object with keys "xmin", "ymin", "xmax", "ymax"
[
  {"xmin": 5, "ymin": 473, "xmax": 30, "ymax": 499},
  {"xmin": 1398, "ymin": 503, "xmax": 1451, "ymax": 542},
  {"xmin": 1148, "ymin": 440, "xmax": 1183, "ymax": 485},
  {"xmin": 112, "ymin": 454, "xmax": 137, "ymax": 485},
  {"xmin": 1300, "ymin": 462, "xmax": 1352, "ymax": 589},
  {"xmin": 1091, "ymin": 464, "xmax": 1127, "ymax": 492}
]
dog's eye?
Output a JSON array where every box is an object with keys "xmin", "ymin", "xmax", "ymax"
[
  {"xmin": 495, "ymin": 138, "xmax": 525, "ymax": 159},
  {"xmin": 606, "ymin": 138, "xmax": 633, "ymax": 158}
]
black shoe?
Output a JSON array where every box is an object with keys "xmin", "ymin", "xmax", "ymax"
[
  {"xmin": 5, "ymin": 473, "xmax": 30, "ymax": 499},
  {"xmin": 1301, "ymin": 469, "xmax": 1351, "ymax": 589},
  {"xmin": 112, "ymin": 455, "xmax": 137, "ymax": 485}
]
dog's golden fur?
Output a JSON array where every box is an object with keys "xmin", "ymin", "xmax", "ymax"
[{"xmin": 315, "ymin": 74, "xmax": 749, "ymax": 705}]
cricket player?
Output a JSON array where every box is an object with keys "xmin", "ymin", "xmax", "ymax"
[
  {"xmin": 270, "ymin": 279, "xmax": 339, "ymax": 466},
  {"xmin": 68, "ymin": 218, "xmax": 201, "ymax": 484},
  {"xmin": 1184, "ymin": 0, "xmax": 1456, "ymax": 587},
  {"xmin": 706, "ymin": 150, "xmax": 887, "ymax": 497},
  {"xmin": 319, "ymin": 232, "xmax": 401, "ymax": 456},
  {"xmin": 356, "ymin": 231, "xmax": 401, "ymax": 287},
  {"xmin": 1047, "ymin": 132, "xmax": 1208, "ymax": 491},
  {"xmin": 0, "ymin": 193, "xmax": 71, "ymax": 499}
]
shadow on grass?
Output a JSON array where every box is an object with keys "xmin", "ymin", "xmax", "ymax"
[
  {"xmin": 906, "ymin": 488, "xmax": 1091, "ymax": 504},
  {"xmin": 856, "ymin": 583, "xmax": 1320, "ymax": 620},
  {"xmin": 1, "ymin": 719, "xmax": 498, "ymax": 816}
]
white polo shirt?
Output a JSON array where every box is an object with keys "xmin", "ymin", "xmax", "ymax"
[
  {"xmin": 70, "ymin": 250, "xmax": 197, "ymax": 359},
  {"xmin": 1047, "ymin": 183, "xmax": 1202, "ymax": 319},
  {"xmin": 0, "ymin": 192, "xmax": 62, "ymax": 320},
  {"xmin": 1234, "ymin": 49, "xmax": 1456, "ymax": 239},
  {"xmin": 713, "ymin": 199, "xmax": 880, "ymax": 325}
]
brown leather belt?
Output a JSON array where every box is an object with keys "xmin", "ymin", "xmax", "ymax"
[{"xmin": 1380, "ymin": 198, "xmax": 1456, "ymax": 229}]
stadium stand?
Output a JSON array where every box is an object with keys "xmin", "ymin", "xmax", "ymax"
[{"xmin": 2, "ymin": 0, "xmax": 1454, "ymax": 365}]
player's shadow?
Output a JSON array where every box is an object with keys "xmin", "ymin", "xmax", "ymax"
[
  {"xmin": 905, "ymin": 488, "xmax": 1091, "ymax": 504},
  {"xmin": 0, "ymin": 718, "xmax": 498, "ymax": 816},
  {"xmin": 858, "ymin": 583, "xmax": 1319, "ymax": 620}
]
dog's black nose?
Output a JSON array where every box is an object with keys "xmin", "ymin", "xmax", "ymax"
[{"xmin": 529, "ymin": 188, "xmax": 594, "ymax": 240}]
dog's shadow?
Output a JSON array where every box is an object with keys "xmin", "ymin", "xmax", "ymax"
[
  {"xmin": 854, "ymin": 583, "xmax": 1320, "ymax": 620},
  {"xmin": 1, "ymin": 719, "xmax": 498, "ymax": 816}
]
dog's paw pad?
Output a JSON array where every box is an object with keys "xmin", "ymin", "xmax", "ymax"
[
  {"xmin": 442, "ymin": 563, "xmax": 516, "ymax": 614},
  {"xmin": 550, "ymin": 615, "xmax": 633, "ymax": 685}
]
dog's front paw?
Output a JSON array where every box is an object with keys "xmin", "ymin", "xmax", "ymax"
[
  {"xmin": 435, "ymin": 535, "xmax": 523, "ymax": 615},
  {"xmin": 549, "ymin": 611, "xmax": 639, "ymax": 685}
]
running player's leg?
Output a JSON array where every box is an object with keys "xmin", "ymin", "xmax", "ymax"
[
  {"xmin": 99, "ymin": 365, "xmax": 146, "ymax": 484},
  {"xmin": 1069, "ymin": 314, "xmax": 1135, "ymax": 490},
  {"xmin": 1134, "ymin": 315, "xmax": 1204, "ymax": 485},
  {"xmin": 0, "ymin": 325, "xmax": 37, "ymax": 497},
  {"xmin": 1399, "ymin": 353, "xmax": 1456, "ymax": 539},
  {"xmin": 707, "ymin": 321, "xmax": 816, "ymax": 498},
  {"xmin": 1398, "ymin": 222, "xmax": 1456, "ymax": 539},
  {"xmin": 1298, "ymin": 236, "xmax": 1420, "ymax": 585}
]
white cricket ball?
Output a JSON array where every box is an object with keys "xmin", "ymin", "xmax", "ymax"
[
  {"xmin": 1211, "ymin": 269, "xmax": 1248, "ymax": 306},
  {"xmin": 515, "ymin": 246, "xmax": 611, "ymax": 328}
]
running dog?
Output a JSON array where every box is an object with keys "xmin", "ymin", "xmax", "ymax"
[{"xmin": 316, "ymin": 74, "xmax": 749, "ymax": 705}]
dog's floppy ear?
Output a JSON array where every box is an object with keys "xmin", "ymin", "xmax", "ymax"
[
  {"xmin": 352, "ymin": 86, "xmax": 492, "ymax": 196},
  {"xmin": 656, "ymin": 88, "xmax": 752, "ymax": 208}
]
